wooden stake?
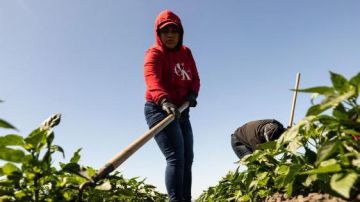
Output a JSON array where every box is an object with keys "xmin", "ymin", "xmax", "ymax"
[{"xmin": 289, "ymin": 73, "xmax": 301, "ymax": 127}]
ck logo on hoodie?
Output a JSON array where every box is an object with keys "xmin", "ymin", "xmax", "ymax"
[{"xmin": 174, "ymin": 63, "xmax": 191, "ymax": 81}]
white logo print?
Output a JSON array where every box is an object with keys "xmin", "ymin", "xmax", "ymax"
[{"xmin": 174, "ymin": 63, "xmax": 191, "ymax": 80}]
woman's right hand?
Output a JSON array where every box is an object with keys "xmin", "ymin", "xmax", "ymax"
[{"xmin": 161, "ymin": 101, "xmax": 180, "ymax": 118}]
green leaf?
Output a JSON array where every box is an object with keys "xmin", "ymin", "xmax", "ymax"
[
  {"xmin": 296, "ymin": 86, "xmax": 334, "ymax": 94},
  {"xmin": 240, "ymin": 149, "xmax": 266, "ymax": 164},
  {"xmin": 24, "ymin": 128, "xmax": 47, "ymax": 151},
  {"xmin": 51, "ymin": 145, "xmax": 65, "ymax": 158},
  {"xmin": 0, "ymin": 195, "xmax": 14, "ymax": 202},
  {"xmin": 286, "ymin": 136, "xmax": 302, "ymax": 153},
  {"xmin": 330, "ymin": 172, "xmax": 358, "ymax": 199},
  {"xmin": 0, "ymin": 119, "xmax": 17, "ymax": 130},
  {"xmin": 84, "ymin": 166, "xmax": 97, "ymax": 178},
  {"xmin": 118, "ymin": 188, "xmax": 134, "ymax": 196},
  {"xmin": 277, "ymin": 117, "xmax": 314, "ymax": 150},
  {"xmin": 275, "ymin": 165, "xmax": 289, "ymax": 188},
  {"xmin": 307, "ymin": 104, "xmax": 329, "ymax": 117},
  {"xmin": 0, "ymin": 147, "xmax": 26, "ymax": 163},
  {"xmin": 258, "ymin": 189, "xmax": 270, "ymax": 198},
  {"xmin": 286, "ymin": 181, "xmax": 294, "ymax": 197},
  {"xmin": 306, "ymin": 90, "xmax": 355, "ymax": 116},
  {"xmin": 257, "ymin": 141, "xmax": 276, "ymax": 150},
  {"xmin": 257, "ymin": 172, "xmax": 270, "ymax": 186},
  {"xmin": 302, "ymin": 164, "xmax": 342, "ymax": 175},
  {"xmin": 239, "ymin": 194, "xmax": 251, "ymax": 201},
  {"xmin": 47, "ymin": 131, "xmax": 54, "ymax": 145},
  {"xmin": 316, "ymin": 141, "xmax": 339, "ymax": 165},
  {"xmin": 333, "ymin": 104, "xmax": 348, "ymax": 120},
  {"xmin": 61, "ymin": 162, "xmax": 80, "ymax": 173},
  {"xmin": 1, "ymin": 163, "xmax": 20, "ymax": 175},
  {"xmin": 14, "ymin": 190, "xmax": 27, "ymax": 199},
  {"xmin": 343, "ymin": 129, "xmax": 360, "ymax": 136},
  {"xmin": 303, "ymin": 174, "xmax": 317, "ymax": 187},
  {"xmin": 330, "ymin": 71, "xmax": 349, "ymax": 92},
  {"xmin": 0, "ymin": 134, "xmax": 24, "ymax": 147},
  {"xmin": 349, "ymin": 72, "xmax": 360, "ymax": 86},
  {"xmin": 63, "ymin": 190, "xmax": 73, "ymax": 201},
  {"xmin": 316, "ymin": 115, "xmax": 338, "ymax": 125},
  {"xmin": 70, "ymin": 148, "xmax": 82, "ymax": 163},
  {"xmin": 302, "ymin": 159, "xmax": 342, "ymax": 175},
  {"xmin": 275, "ymin": 165, "xmax": 302, "ymax": 191},
  {"xmin": 276, "ymin": 165, "xmax": 290, "ymax": 175}
]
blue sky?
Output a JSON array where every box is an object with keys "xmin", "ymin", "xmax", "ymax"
[{"xmin": 1, "ymin": 0, "xmax": 359, "ymax": 198}]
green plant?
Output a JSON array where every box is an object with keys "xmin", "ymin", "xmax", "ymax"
[
  {"xmin": 197, "ymin": 72, "xmax": 360, "ymax": 202},
  {"xmin": 0, "ymin": 106, "xmax": 167, "ymax": 201}
]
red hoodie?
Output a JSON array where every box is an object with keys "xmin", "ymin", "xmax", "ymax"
[{"xmin": 144, "ymin": 10, "xmax": 200, "ymax": 106}]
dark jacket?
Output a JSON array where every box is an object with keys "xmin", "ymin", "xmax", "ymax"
[{"xmin": 233, "ymin": 119, "xmax": 285, "ymax": 151}]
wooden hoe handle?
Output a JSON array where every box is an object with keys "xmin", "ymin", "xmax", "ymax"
[{"xmin": 93, "ymin": 101, "xmax": 190, "ymax": 182}]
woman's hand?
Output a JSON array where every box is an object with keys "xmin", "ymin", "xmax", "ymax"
[{"xmin": 161, "ymin": 101, "xmax": 180, "ymax": 118}]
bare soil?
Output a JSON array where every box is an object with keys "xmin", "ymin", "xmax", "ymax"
[{"xmin": 265, "ymin": 192, "xmax": 360, "ymax": 202}]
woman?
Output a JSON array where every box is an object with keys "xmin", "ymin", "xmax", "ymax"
[{"xmin": 143, "ymin": 9, "xmax": 200, "ymax": 202}]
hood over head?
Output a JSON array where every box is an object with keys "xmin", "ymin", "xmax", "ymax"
[{"xmin": 154, "ymin": 10, "xmax": 184, "ymax": 50}]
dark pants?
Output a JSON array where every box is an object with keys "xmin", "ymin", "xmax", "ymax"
[
  {"xmin": 231, "ymin": 134, "xmax": 252, "ymax": 159},
  {"xmin": 145, "ymin": 102, "xmax": 193, "ymax": 202}
]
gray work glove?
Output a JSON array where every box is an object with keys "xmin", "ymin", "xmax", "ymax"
[{"xmin": 161, "ymin": 100, "xmax": 180, "ymax": 118}]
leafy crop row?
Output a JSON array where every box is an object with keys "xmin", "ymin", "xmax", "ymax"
[
  {"xmin": 197, "ymin": 72, "xmax": 360, "ymax": 202},
  {"xmin": 1, "ymin": 71, "xmax": 359, "ymax": 201},
  {"xmin": 0, "ymin": 106, "xmax": 167, "ymax": 201}
]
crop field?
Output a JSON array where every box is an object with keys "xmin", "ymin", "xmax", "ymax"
[{"xmin": 1, "ymin": 72, "xmax": 359, "ymax": 201}]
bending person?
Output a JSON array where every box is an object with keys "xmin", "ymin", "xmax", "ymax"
[{"xmin": 231, "ymin": 119, "xmax": 286, "ymax": 159}]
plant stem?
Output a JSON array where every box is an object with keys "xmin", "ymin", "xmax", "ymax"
[{"xmin": 34, "ymin": 174, "xmax": 39, "ymax": 202}]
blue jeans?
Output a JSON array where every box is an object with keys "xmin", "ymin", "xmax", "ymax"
[
  {"xmin": 144, "ymin": 102, "xmax": 193, "ymax": 202},
  {"xmin": 231, "ymin": 134, "xmax": 252, "ymax": 159}
]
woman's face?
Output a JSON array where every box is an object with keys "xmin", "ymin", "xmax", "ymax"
[{"xmin": 159, "ymin": 25, "xmax": 180, "ymax": 49}]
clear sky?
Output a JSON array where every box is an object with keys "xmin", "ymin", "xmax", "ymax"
[{"xmin": 1, "ymin": 0, "xmax": 359, "ymax": 198}]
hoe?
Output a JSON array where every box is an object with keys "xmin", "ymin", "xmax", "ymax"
[{"xmin": 77, "ymin": 101, "xmax": 190, "ymax": 201}]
